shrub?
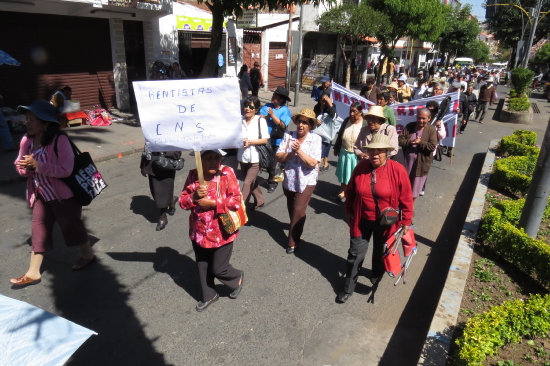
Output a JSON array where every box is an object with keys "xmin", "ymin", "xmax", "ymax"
[
  {"xmin": 511, "ymin": 129, "xmax": 537, "ymax": 146},
  {"xmin": 508, "ymin": 96, "xmax": 530, "ymax": 111},
  {"xmin": 478, "ymin": 207, "xmax": 550, "ymax": 287},
  {"xmin": 497, "ymin": 135, "xmax": 539, "ymax": 158},
  {"xmin": 455, "ymin": 294, "xmax": 550, "ymax": 366},
  {"xmin": 493, "ymin": 198, "xmax": 550, "ymax": 226},
  {"xmin": 491, "ymin": 156, "xmax": 536, "ymax": 196},
  {"xmin": 510, "ymin": 68, "xmax": 535, "ymax": 96}
]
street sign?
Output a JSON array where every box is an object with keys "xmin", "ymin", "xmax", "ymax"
[{"xmin": 237, "ymin": 10, "xmax": 258, "ymax": 29}]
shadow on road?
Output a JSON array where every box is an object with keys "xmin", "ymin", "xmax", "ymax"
[
  {"xmin": 246, "ymin": 210, "xmax": 288, "ymax": 249},
  {"xmin": 107, "ymin": 246, "xmax": 201, "ymax": 301},
  {"xmin": 378, "ymin": 152, "xmax": 485, "ymax": 366},
  {"xmin": 130, "ymin": 195, "xmax": 158, "ymax": 223},
  {"xmin": 45, "ymin": 250, "xmax": 170, "ymax": 365}
]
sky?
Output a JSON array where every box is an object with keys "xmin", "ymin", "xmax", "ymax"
[{"xmin": 461, "ymin": 0, "xmax": 486, "ymax": 21}]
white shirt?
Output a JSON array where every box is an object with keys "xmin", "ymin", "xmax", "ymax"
[{"xmin": 238, "ymin": 115, "xmax": 269, "ymax": 163}]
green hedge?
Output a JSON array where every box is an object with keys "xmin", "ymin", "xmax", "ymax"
[
  {"xmin": 511, "ymin": 68, "xmax": 535, "ymax": 96},
  {"xmin": 478, "ymin": 207, "xmax": 550, "ymax": 287},
  {"xmin": 509, "ymin": 96, "xmax": 530, "ymax": 111},
  {"xmin": 493, "ymin": 198, "xmax": 550, "ymax": 226},
  {"xmin": 455, "ymin": 294, "xmax": 550, "ymax": 366},
  {"xmin": 491, "ymin": 156, "xmax": 536, "ymax": 196},
  {"xmin": 511, "ymin": 130, "xmax": 537, "ymax": 146}
]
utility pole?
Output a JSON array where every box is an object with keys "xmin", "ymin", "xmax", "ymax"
[
  {"xmin": 294, "ymin": 5, "xmax": 304, "ymax": 106},
  {"xmin": 519, "ymin": 121, "xmax": 550, "ymax": 237},
  {"xmin": 522, "ymin": 0, "xmax": 543, "ymax": 68},
  {"xmin": 285, "ymin": 6, "xmax": 294, "ymax": 89}
]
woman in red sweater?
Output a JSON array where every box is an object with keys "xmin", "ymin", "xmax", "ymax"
[{"xmin": 337, "ymin": 134, "xmax": 413, "ymax": 303}]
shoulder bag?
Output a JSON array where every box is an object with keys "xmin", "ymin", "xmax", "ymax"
[
  {"xmin": 152, "ymin": 152, "xmax": 185, "ymax": 171},
  {"xmin": 216, "ymin": 167, "xmax": 248, "ymax": 235},
  {"xmin": 254, "ymin": 117, "xmax": 274, "ymax": 171},
  {"xmin": 371, "ymin": 168, "xmax": 400, "ymax": 227},
  {"xmin": 54, "ymin": 135, "xmax": 107, "ymax": 206}
]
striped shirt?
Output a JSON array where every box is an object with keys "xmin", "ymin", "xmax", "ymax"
[{"xmin": 30, "ymin": 141, "xmax": 60, "ymax": 201}]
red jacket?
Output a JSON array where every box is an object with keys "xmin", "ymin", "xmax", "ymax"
[{"xmin": 345, "ymin": 159, "xmax": 413, "ymax": 237}]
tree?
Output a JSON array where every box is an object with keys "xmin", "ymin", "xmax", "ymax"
[
  {"xmin": 438, "ymin": 4, "xmax": 481, "ymax": 62},
  {"xmin": 196, "ymin": 0, "xmax": 331, "ymax": 77},
  {"xmin": 533, "ymin": 42, "xmax": 550, "ymax": 66},
  {"xmin": 364, "ymin": 0, "xmax": 449, "ymax": 84},
  {"xmin": 464, "ymin": 39, "xmax": 492, "ymax": 64},
  {"xmin": 316, "ymin": 3, "xmax": 388, "ymax": 88}
]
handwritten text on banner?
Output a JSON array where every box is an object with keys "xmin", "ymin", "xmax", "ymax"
[{"xmin": 133, "ymin": 78, "xmax": 242, "ymax": 152}]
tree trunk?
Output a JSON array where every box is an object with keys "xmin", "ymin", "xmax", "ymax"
[{"xmin": 199, "ymin": 2, "xmax": 224, "ymax": 78}]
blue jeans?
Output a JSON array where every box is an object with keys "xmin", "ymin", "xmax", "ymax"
[{"xmin": 0, "ymin": 112, "xmax": 14, "ymax": 150}]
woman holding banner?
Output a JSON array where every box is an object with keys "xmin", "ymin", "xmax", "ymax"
[
  {"xmin": 180, "ymin": 149, "xmax": 244, "ymax": 312},
  {"xmin": 337, "ymin": 134, "xmax": 413, "ymax": 303},
  {"xmin": 398, "ymin": 108, "xmax": 438, "ymax": 205},
  {"xmin": 276, "ymin": 108, "xmax": 322, "ymax": 254},
  {"xmin": 238, "ymin": 96, "xmax": 268, "ymax": 210},
  {"xmin": 333, "ymin": 102, "xmax": 365, "ymax": 203}
]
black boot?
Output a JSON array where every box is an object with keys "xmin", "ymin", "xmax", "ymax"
[{"xmin": 156, "ymin": 211, "xmax": 168, "ymax": 231}]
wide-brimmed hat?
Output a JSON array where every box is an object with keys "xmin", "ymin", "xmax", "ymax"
[
  {"xmin": 17, "ymin": 99, "xmax": 59, "ymax": 124},
  {"xmin": 417, "ymin": 70, "xmax": 424, "ymax": 74},
  {"xmin": 364, "ymin": 134, "xmax": 394, "ymax": 150},
  {"xmin": 364, "ymin": 105, "xmax": 386, "ymax": 122},
  {"xmin": 292, "ymin": 108, "xmax": 317, "ymax": 129},
  {"xmin": 398, "ymin": 75, "xmax": 407, "ymax": 82},
  {"xmin": 320, "ymin": 75, "xmax": 330, "ymax": 83},
  {"xmin": 388, "ymin": 82, "xmax": 399, "ymax": 90},
  {"xmin": 273, "ymin": 86, "xmax": 291, "ymax": 102}
]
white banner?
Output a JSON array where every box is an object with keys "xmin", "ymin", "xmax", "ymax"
[
  {"xmin": 330, "ymin": 82, "xmax": 459, "ymax": 148},
  {"xmin": 331, "ymin": 82, "xmax": 375, "ymax": 119},
  {"xmin": 133, "ymin": 78, "xmax": 242, "ymax": 152},
  {"xmin": 392, "ymin": 92, "xmax": 459, "ymax": 148}
]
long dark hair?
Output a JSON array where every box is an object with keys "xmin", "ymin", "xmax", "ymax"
[
  {"xmin": 41, "ymin": 121, "xmax": 63, "ymax": 147},
  {"xmin": 244, "ymin": 96, "xmax": 261, "ymax": 113},
  {"xmin": 238, "ymin": 64, "xmax": 248, "ymax": 78}
]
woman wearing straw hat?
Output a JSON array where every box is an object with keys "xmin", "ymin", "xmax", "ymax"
[
  {"xmin": 10, "ymin": 100, "xmax": 96, "ymax": 288},
  {"xmin": 333, "ymin": 102, "xmax": 365, "ymax": 203},
  {"xmin": 337, "ymin": 134, "xmax": 413, "ymax": 303},
  {"xmin": 353, "ymin": 105, "xmax": 398, "ymax": 159},
  {"xmin": 276, "ymin": 108, "xmax": 322, "ymax": 254},
  {"xmin": 180, "ymin": 149, "xmax": 244, "ymax": 312}
]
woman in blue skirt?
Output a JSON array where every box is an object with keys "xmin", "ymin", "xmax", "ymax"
[{"xmin": 333, "ymin": 102, "xmax": 365, "ymax": 202}]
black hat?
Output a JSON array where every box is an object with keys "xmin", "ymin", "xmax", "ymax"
[
  {"xmin": 254, "ymin": 61, "xmax": 259, "ymax": 66},
  {"xmin": 274, "ymin": 86, "xmax": 291, "ymax": 102}
]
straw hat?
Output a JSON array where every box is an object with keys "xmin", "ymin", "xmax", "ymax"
[
  {"xmin": 388, "ymin": 82, "xmax": 399, "ymax": 90},
  {"xmin": 292, "ymin": 108, "xmax": 317, "ymax": 129},
  {"xmin": 364, "ymin": 134, "xmax": 394, "ymax": 150},
  {"xmin": 364, "ymin": 105, "xmax": 386, "ymax": 122}
]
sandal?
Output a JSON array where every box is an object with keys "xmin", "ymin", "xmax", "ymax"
[
  {"xmin": 10, "ymin": 274, "xmax": 41, "ymax": 288},
  {"xmin": 72, "ymin": 255, "xmax": 97, "ymax": 271}
]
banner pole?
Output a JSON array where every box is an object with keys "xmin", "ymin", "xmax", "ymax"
[
  {"xmin": 450, "ymin": 148, "xmax": 454, "ymax": 167},
  {"xmin": 194, "ymin": 151, "xmax": 205, "ymax": 185}
]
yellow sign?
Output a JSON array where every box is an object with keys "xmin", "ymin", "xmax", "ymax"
[{"xmin": 176, "ymin": 16, "xmax": 226, "ymax": 31}]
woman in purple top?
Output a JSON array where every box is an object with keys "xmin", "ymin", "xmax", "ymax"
[
  {"xmin": 276, "ymin": 108, "xmax": 322, "ymax": 254},
  {"xmin": 10, "ymin": 100, "xmax": 95, "ymax": 288}
]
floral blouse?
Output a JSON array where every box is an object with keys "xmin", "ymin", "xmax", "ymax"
[
  {"xmin": 277, "ymin": 131, "xmax": 322, "ymax": 193},
  {"xmin": 179, "ymin": 165, "xmax": 242, "ymax": 248}
]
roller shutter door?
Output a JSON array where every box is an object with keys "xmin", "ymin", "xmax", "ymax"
[
  {"xmin": 243, "ymin": 33, "xmax": 261, "ymax": 69},
  {"xmin": 268, "ymin": 42, "xmax": 287, "ymax": 89}
]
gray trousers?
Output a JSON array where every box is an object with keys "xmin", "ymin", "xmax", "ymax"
[{"xmin": 475, "ymin": 101, "xmax": 490, "ymax": 122}]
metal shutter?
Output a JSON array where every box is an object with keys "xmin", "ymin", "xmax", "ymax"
[{"xmin": 268, "ymin": 42, "xmax": 287, "ymax": 90}]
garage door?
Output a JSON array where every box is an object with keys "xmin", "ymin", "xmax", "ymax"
[
  {"xmin": 243, "ymin": 33, "xmax": 261, "ymax": 69},
  {"xmin": 268, "ymin": 42, "xmax": 287, "ymax": 90}
]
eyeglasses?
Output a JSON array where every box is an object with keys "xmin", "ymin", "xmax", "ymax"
[{"xmin": 244, "ymin": 104, "xmax": 256, "ymax": 110}]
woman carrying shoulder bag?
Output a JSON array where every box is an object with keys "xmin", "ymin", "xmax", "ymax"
[
  {"xmin": 10, "ymin": 100, "xmax": 95, "ymax": 288},
  {"xmin": 238, "ymin": 96, "xmax": 269, "ymax": 211}
]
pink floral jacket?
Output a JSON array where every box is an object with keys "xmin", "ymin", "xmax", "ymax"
[{"xmin": 179, "ymin": 165, "xmax": 242, "ymax": 248}]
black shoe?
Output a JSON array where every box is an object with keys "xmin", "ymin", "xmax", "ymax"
[
  {"xmin": 267, "ymin": 185, "xmax": 277, "ymax": 193},
  {"xmin": 229, "ymin": 272, "xmax": 244, "ymax": 299},
  {"xmin": 286, "ymin": 246, "xmax": 295, "ymax": 254},
  {"xmin": 196, "ymin": 293, "xmax": 219, "ymax": 312},
  {"xmin": 167, "ymin": 196, "xmax": 178, "ymax": 216},
  {"xmin": 336, "ymin": 292, "xmax": 352, "ymax": 303},
  {"xmin": 156, "ymin": 214, "xmax": 167, "ymax": 231}
]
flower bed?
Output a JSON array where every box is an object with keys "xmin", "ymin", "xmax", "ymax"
[{"xmin": 450, "ymin": 130, "xmax": 550, "ymax": 365}]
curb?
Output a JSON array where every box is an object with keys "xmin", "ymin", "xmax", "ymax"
[
  {"xmin": 0, "ymin": 147, "xmax": 142, "ymax": 186},
  {"xmin": 418, "ymin": 138, "xmax": 499, "ymax": 365}
]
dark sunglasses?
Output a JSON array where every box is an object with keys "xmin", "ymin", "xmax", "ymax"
[
  {"xmin": 244, "ymin": 104, "xmax": 256, "ymax": 110},
  {"xmin": 296, "ymin": 119, "xmax": 311, "ymax": 125}
]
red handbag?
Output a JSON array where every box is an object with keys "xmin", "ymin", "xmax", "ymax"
[{"xmin": 383, "ymin": 231, "xmax": 402, "ymax": 278}]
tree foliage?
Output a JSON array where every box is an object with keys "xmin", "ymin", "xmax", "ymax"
[
  {"xmin": 464, "ymin": 39, "xmax": 492, "ymax": 64},
  {"xmin": 316, "ymin": 3, "xmax": 388, "ymax": 88},
  {"xmin": 533, "ymin": 42, "xmax": 550, "ymax": 65},
  {"xmin": 196, "ymin": 0, "xmax": 331, "ymax": 77},
  {"xmin": 364, "ymin": 0, "xmax": 449, "ymax": 83},
  {"xmin": 439, "ymin": 4, "xmax": 481, "ymax": 60}
]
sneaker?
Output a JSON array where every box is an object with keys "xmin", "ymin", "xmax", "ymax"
[{"xmin": 419, "ymin": 190, "xmax": 425, "ymax": 196}]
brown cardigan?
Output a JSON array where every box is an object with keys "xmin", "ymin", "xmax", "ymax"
[{"xmin": 398, "ymin": 122, "xmax": 437, "ymax": 177}]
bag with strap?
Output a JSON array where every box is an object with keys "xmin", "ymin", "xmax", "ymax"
[
  {"xmin": 272, "ymin": 133, "xmax": 292, "ymax": 183},
  {"xmin": 254, "ymin": 117, "xmax": 274, "ymax": 171},
  {"xmin": 371, "ymin": 168, "xmax": 400, "ymax": 227},
  {"xmin": 54, "ymin": 135, "xmax": 107, "ymax": 206},
  {"xmin": 216, "ymin": 167, "xmax": 248, "ymax": 235},
  {"xmin": 383, "ymin": 231, "xmax": 403, "ymax": 278}
]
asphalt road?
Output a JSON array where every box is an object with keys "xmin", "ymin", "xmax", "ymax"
[{"xmin": 1, "ymin": 86, "xmax": 548, "ymax": 365}]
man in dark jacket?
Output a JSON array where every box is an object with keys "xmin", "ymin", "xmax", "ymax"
[
  {"xmin": 249, "ymin": 61, "xmax": 263, "ymax": 96},
  {"xmin": 475, "ymin": 77, "xmax": 496, "ymax": 123}
]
